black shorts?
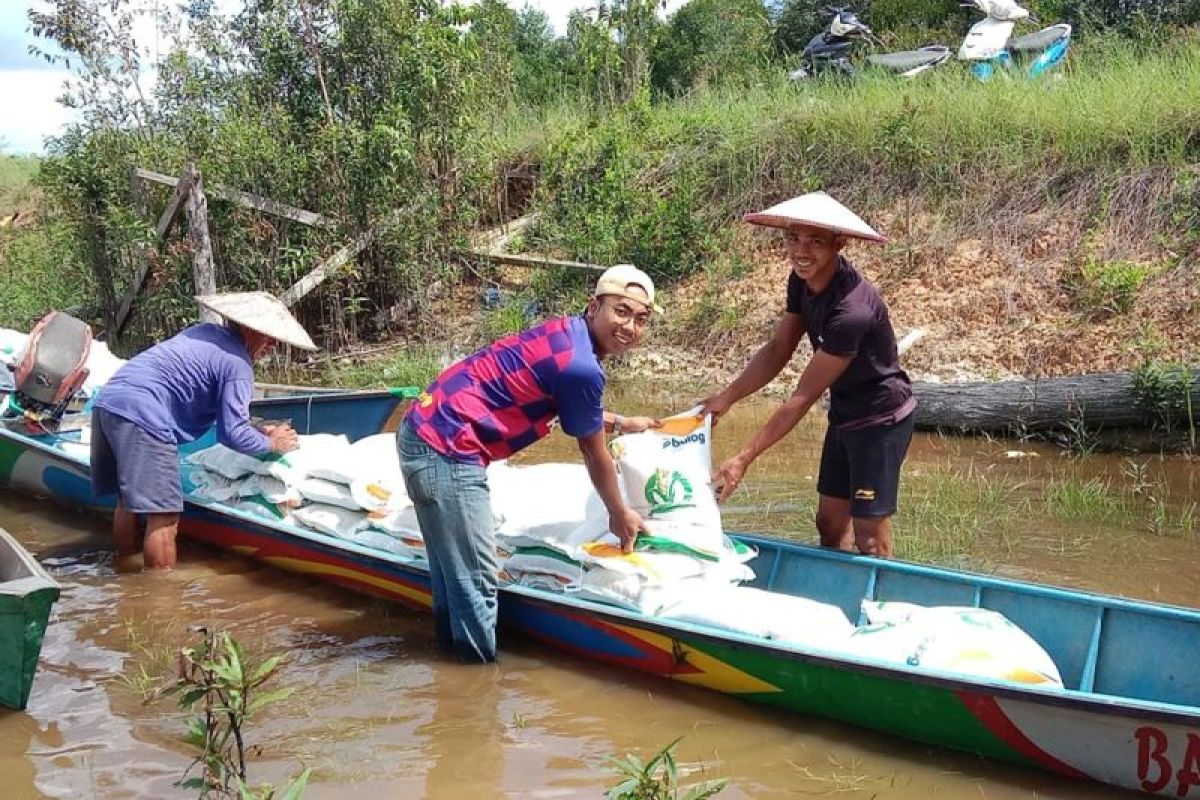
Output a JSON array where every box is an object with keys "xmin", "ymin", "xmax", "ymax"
[{"xmin": 816, "ymin": 412, "xmax": 915, "ymax": 518}]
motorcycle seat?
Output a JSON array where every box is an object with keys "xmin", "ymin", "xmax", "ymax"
[
  {"xmin": 866, "ymin": 46, "xmax": 951, "ymax": 72},
  {"xmin": 1008, "ymin": 25, "xmax": 1071, "ymax": 53}
]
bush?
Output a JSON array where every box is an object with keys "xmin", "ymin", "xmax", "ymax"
[{"xmin": 1075, "ymin": 259, "xmax": 1151, "ymax": 314}]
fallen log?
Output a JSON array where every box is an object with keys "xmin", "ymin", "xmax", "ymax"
[{"xmin": 912, "ymin": 370, "xmax": 1200, "ymax": 434}]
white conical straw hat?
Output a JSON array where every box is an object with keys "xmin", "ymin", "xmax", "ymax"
[
  {"xmin": 743, "ymin": 191, "xmax": 887, "ymax": 243},
  {"xmin": 195, "ymin": 292, "xmax": 318, "ymax": 351}
]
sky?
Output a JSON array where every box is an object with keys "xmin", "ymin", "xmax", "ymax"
[{"xmin": 0, "ymin": 1, "xmax": 688, "ymax": 156}]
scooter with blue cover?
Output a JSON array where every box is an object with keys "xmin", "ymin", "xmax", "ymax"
[{"xmin": 958, "ymin": 0, "xmax": 1072, "ymax": 80}]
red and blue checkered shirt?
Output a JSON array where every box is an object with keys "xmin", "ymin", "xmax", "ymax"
[{"xmin": 406, "ymin": 316, "xmax": 605, "ymax": 465}]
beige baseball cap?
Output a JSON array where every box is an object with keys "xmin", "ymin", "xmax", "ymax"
[{"xmin": 594, "ymin": 263, "xmax": 663, "ymax": 314}]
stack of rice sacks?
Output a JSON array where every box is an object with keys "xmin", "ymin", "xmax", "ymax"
[
  {"xmin": 495, "ymin": 411, "xmax": 758, "ymax": 615},
  {"xmin": 183, "ymin": 432, "xmax": 425, "ymax": 559}
]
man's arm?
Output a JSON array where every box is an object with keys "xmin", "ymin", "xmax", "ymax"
[
  {"xmin": 576, "ymin": 428, "xmax": 644, "ymax": 553},
  {"xmin": 701, "ymin": 312, "xmax": 805, "ymax": 421},
  {"xmin": 601, "ymin": 410, "xmax": 660, "ymax": 435},
  {"xmin": 713, "ymin": 349, "xmax": 851, "ymax": 501},
  {"xmin": 217, "ymin": 379, "xmax": 295, "ymax": 454}
]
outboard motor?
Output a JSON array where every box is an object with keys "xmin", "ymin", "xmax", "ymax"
[{"xmin": 6, "ymin": 311, "xmax": 92, "ymax": 428}]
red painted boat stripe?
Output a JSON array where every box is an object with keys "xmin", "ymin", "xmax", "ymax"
[{"xmin": 957, "ymin": 691, "xmax": 1089, "ymax": 780}]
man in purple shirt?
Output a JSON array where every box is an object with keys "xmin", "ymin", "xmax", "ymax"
[
  {"xmin": 702, "ymin": 193, "xmax": 915, "ymax": 558},
  {"xmin": 91, "ymin": 292, "xmax": 316, "ymax": 569},
  {"xmin": 399, "ymin": 264, "xmax": 663, "ymax": 663}
]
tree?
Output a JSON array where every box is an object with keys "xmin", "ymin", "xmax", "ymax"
[{"xmin": 652, "ymin": 0, "xmax": 772, "ymax": 97}]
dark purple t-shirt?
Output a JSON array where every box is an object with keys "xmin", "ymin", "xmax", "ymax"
[{"xmin": 786, "ymin": 257, "xmax": 914, "ymax": 429}]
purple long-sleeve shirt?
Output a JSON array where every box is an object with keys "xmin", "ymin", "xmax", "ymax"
[{"xmin": 95, "ymin": 323, "xmax": 270, "ymax": 454}]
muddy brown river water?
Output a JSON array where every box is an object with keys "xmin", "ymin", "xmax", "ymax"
[{"xmin": 2, "ymin": 398, "xmax": 1197, "ymax": 799}]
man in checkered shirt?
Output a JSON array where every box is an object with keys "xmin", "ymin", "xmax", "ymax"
[{"xmin": 398, "ymin": 264, "xmax": 662, "ymax": 663}]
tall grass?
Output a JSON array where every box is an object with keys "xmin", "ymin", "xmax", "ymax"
[
  {"xmin": 894, "ymin": 462, "xmax": 1026, "ymax": 566},
  {"xmin": 487, "ymin": 36, "xmax": 1200, "ymax": 278}
]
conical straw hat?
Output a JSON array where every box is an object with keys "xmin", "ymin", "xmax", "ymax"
[
  {"xmin": 195, "ymin": 292, "xmax": 318, "ymax": 351},
  {"xmin": 743, "ymin": 192, "xmax": 887, "ymax": 243}
]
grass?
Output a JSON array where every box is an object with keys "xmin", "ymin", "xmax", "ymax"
[
  {"xmin": 893, "ymin": 462, "xmax": 1026, "ymax": 566},
  {"xmin": 265, "ymin": 347, "xmax": 445, "ymax": 391},
  {"xmin": 116, "ymin": 616, "xmax": 183, "ymax": 700},
  {"xmin": 486, "ymin": 34, "xmax": 1200, "ymax": 275},
  {"xmin": 0, "ymin": 154, "xmax": 39, "ymax": 217},
  {"xmin": 1044, "ymin": 475, "xmax": 1130, "ymax": 523}
]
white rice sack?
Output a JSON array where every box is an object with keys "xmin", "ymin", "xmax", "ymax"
[
  {"xmin": 238, "ymin": 474, "xmax": 303, "ymax": 507},
  {"xmin": 265, "ymin": 434, "xmax": 353, "ymax": 483},
  {"xmin": 660, "ymin": 585, "xmax": 855, "ymax": 647},
  {"xmin": 347, "ymin": 433, "xmax": 406, "ymax": 487},
  {"xmin": 349, "ymin": 476, "xmax": 407, "ymax": 514},
  {"xmin": 609, "ymin": 412, "xmax": 723, "ymax": 560},
  {"xmin": 293, "ymin": 503, "xmax": 369, "ymax": 538},
  {"xmin": 580, "ymin": 541, "xmax": 716, "ymax": 583},
  {"xmin": 574, "ymin": 568, "xmax": 684, "ymax": 615},
  {"xmin": 82, "ymin": 339, "xmax": 126, "ymax": 396},
  {"xmin": 296, "ymin": 476, "xmax": 362, "ymax": 511},
  {"xmin": 185, "ymin": 444, "xmax": 272, "ymax": 480},
  {"xmin": 366, "ymin": 505, "xmax": 423, "ymax": 540},
  {"xmin": 343, "ymin": 527, "xmax": 423, "ymax": 559},
  {"xmin": 186, "ymin": 468, "xmax": 243, "ymax": 503},
  {"xmin": 848, "ymin": 601, "xmax": 1063, "ymax": 686},
  {"xmin": 0, "ymin": 328, "xmax": 28, "ymax": 366},
  {"xmin": 724, "ymin": 534, "xmax": 758, "ymax": 564},
  {"xmin": 233, "ymin": 497, "xmax": 293, "ymax": 524},
  {"xmin": 503, "ymin": 546, "xmax": 586, "ymax": 589},
  {"xmin": 508, "ymin": 572, "xmax": 575, "ymax": 593},
  {"xmin": 487, "ymin": 461, "xmax": 605, "ymax": 540},
  {"xmin": 840, "ymin": 621, "xmax": 929, "ymax": 664}
]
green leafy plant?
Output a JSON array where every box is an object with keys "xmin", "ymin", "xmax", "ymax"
[
  {"xmin": 1075, "ymin": 258, "xmax": 1151, "ymax": 314},
  {"xmin": 605, "ymin": 737, "xmax": 726, "ymax": 800},
  {"xmin": 1131, "ymin": 358, "xmax": 1196, "ymax": 444},
  {"xmin": 157, "ymin": 627, "xmax": 309, "ymax": 800}
]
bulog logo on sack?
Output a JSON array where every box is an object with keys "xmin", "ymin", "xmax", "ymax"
[{"xmin": 645, "ymin": 468, "xmax": 695, "ymax": 515}]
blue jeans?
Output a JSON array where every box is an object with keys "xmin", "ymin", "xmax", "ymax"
[{"xmin": 398, "ymin": 421, "xmax": 499, "ymax": 663}]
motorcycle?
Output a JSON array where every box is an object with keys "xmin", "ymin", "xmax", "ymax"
[
  {"xmin": 789, "ymin": 7, "xmax": 952, "ymax": 81},
  {"xmin": 958, "ymin": 0, "xmax": 1072, "ymax": 80}
]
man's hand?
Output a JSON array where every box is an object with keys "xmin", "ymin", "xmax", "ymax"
[
  {"xmin": 262, "ymin": 422, "xmax": 299, "ymax": 454},
  {"xmin": 618, "ymin": 416, "xmax": 660, "ymax": 434},
  {"xmin": 698, "ymin": 390, "xmax": 735, "ymax": 427},
  {"xmin": 713, "ymin": 455, "xmax": 750, "ymax": 503},
  {"xmin": 609, "ymin": 507, "xmax": 645, "ymax": 554}
]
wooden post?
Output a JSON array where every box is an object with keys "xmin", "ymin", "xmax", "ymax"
[
  {"xmin": 280, "ymin": 209, "xmax": 403, "ymax": 307},
  {"xmin": 186, "ymin": 164, "xmax": 218, "ymax": 321},
  {"xmin": 131, "ymin": 167, "xmax": 334, "ymax": 229},
  {"xmin": 453, "ymin": 250, "xmax": 607, "ymax": 274},
  {"xmin": 112, "ymin": 164, "xmax": 196, "ymax": 337}
]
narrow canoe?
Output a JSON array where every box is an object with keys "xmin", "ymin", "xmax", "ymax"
[
  {"xmin": 0, "ymin": 390, "xmax": 1197, "ymax": 797},
  {"xmin": 0, "ymin": 526, "xmax": 61, "ymax": 710}
]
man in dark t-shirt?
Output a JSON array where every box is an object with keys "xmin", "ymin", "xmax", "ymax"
[{"xmin": 701, "ymin": 192, "xmax": 915, "ymax": 557}]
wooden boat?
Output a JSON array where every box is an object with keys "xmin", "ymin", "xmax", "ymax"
[
  {"xmin": 0, "ymin": 390, "xmax": 1198, "ymax": 797},
  {"xmin": 0, "ymin": 526, "xmax": 61, "ymax": 710}
]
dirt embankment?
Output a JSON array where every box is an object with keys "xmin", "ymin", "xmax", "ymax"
[
  {"xmin": 306, "ymin": 200, "xmax": 1198, "ymax": 401},
  {"xmin": 609, "ymin": 205, "xmax": 1199, "ymax": 398}
]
